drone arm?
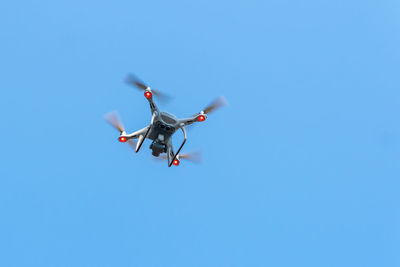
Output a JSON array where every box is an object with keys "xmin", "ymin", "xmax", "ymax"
[
  {"xmin": 144, "ymin": 89, "xmax": 159, "ymax": 115},
  {"xmin": 122, "ymin": 126, "xmax": 150, "ymax": 139},
  {"xmin": 177, "ymin": 114, "xmax": 206, "ymax": 127},
  {"xmin": 122, "ymin": 112, "xmax": 156, "ymax": 153}
]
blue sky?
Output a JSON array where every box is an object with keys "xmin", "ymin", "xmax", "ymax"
[{"xmin": 0, "ymin": 0, "xmax": 399, "ymax": 266}]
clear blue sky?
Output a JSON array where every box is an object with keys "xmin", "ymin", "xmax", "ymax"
[{"xmin": 0, "ymin": 0, "xmax": 399, "ymax": 266}]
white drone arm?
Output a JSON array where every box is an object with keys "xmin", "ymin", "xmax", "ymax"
[
  {"xmin": 144, "ymin": 88, "xmax": 159, "ymax": 115},
  {"xmin": 178, "ymin": 113, "xmax": 207, "ymax": 127},
  {"xmin": 120, "ymin": 110, "xmax": 157, "ymax": 152},
  {"xmin": 122, "ymin": 126, "xmax": 150, "ymax": 140}
]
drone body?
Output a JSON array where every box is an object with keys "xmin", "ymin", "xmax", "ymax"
[{"xmin": 105, "ymin": 74, "xmax": 225, "ymax": 167}]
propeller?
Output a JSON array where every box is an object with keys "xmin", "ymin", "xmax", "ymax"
[
  {"xmin": 104, "ymin": 110, "xmax": 138, "ymax": 151},
  {"xmin": 192, "ymin": 96, "xmax": 227, "ymax": 117},
  {"xmin": 179, "ymin": 151, "xmax": 203, "ymax": 163},
  {"xmin": 157, "ymin": 151, "xmax": 203, "ymax": 164},
  {"xmin": 125, "ymin": 73, "xmax": 170, "ymax": 102},
  {"xmin": 202, "ymin": 96, "xmax": 227, "ymax": 114},
  {"xmin": 104, "ymin": 110, "xmax": 125, "ymax": 133}
]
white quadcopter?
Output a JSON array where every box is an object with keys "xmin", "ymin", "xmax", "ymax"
[{"xmin": 105, "ymin": 74, "xmax": 226, "ymax": 167}]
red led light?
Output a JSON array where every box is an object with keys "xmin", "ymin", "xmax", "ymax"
[
  {"xmin": 197, "ymin": 115, "xmax": 206, "ymax": 122},
  {"xmin": 172, "ymin": 159, "xmax": 180, "ymax": 166},
  {"xmin": 144, "ymin": 91, "xmax": 152, "ymax": 99},
  {"xmin": 119, "ymin": 136, "xmax": 127, "ymax": 142}
]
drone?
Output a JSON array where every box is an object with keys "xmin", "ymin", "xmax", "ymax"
[{"xmin": 105, "ymin": 74, "xmax": 226, "ymax": 167}]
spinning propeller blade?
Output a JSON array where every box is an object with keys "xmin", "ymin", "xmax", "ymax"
[
  {"xmin": 104, "ymin": 111, "xmax": 125, "ymax": 133},
  {"xmin": 125, "ymin": 73, "xmax": 170, "ymax": 102},
  {"xmin": 193, "ymin": 96, "xmax": 227, "ymax": 117},
  {"xmin": 104, "ymin": 111, "xmax": 138, "ymax": 150},
  {"xmin": 179, "ymin": 151, "xmax": 203, "ymax": 163},
  {"xmin": 125, "ymin": 73, "xmax": 148, "ymax": 90},
  {"xmin": 158, "ymin": 151, "xmax": 202, "ymax": 164},
  {"xmin": 202, "ymin": 96, "xmax": 227, "ymax": 114}
]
